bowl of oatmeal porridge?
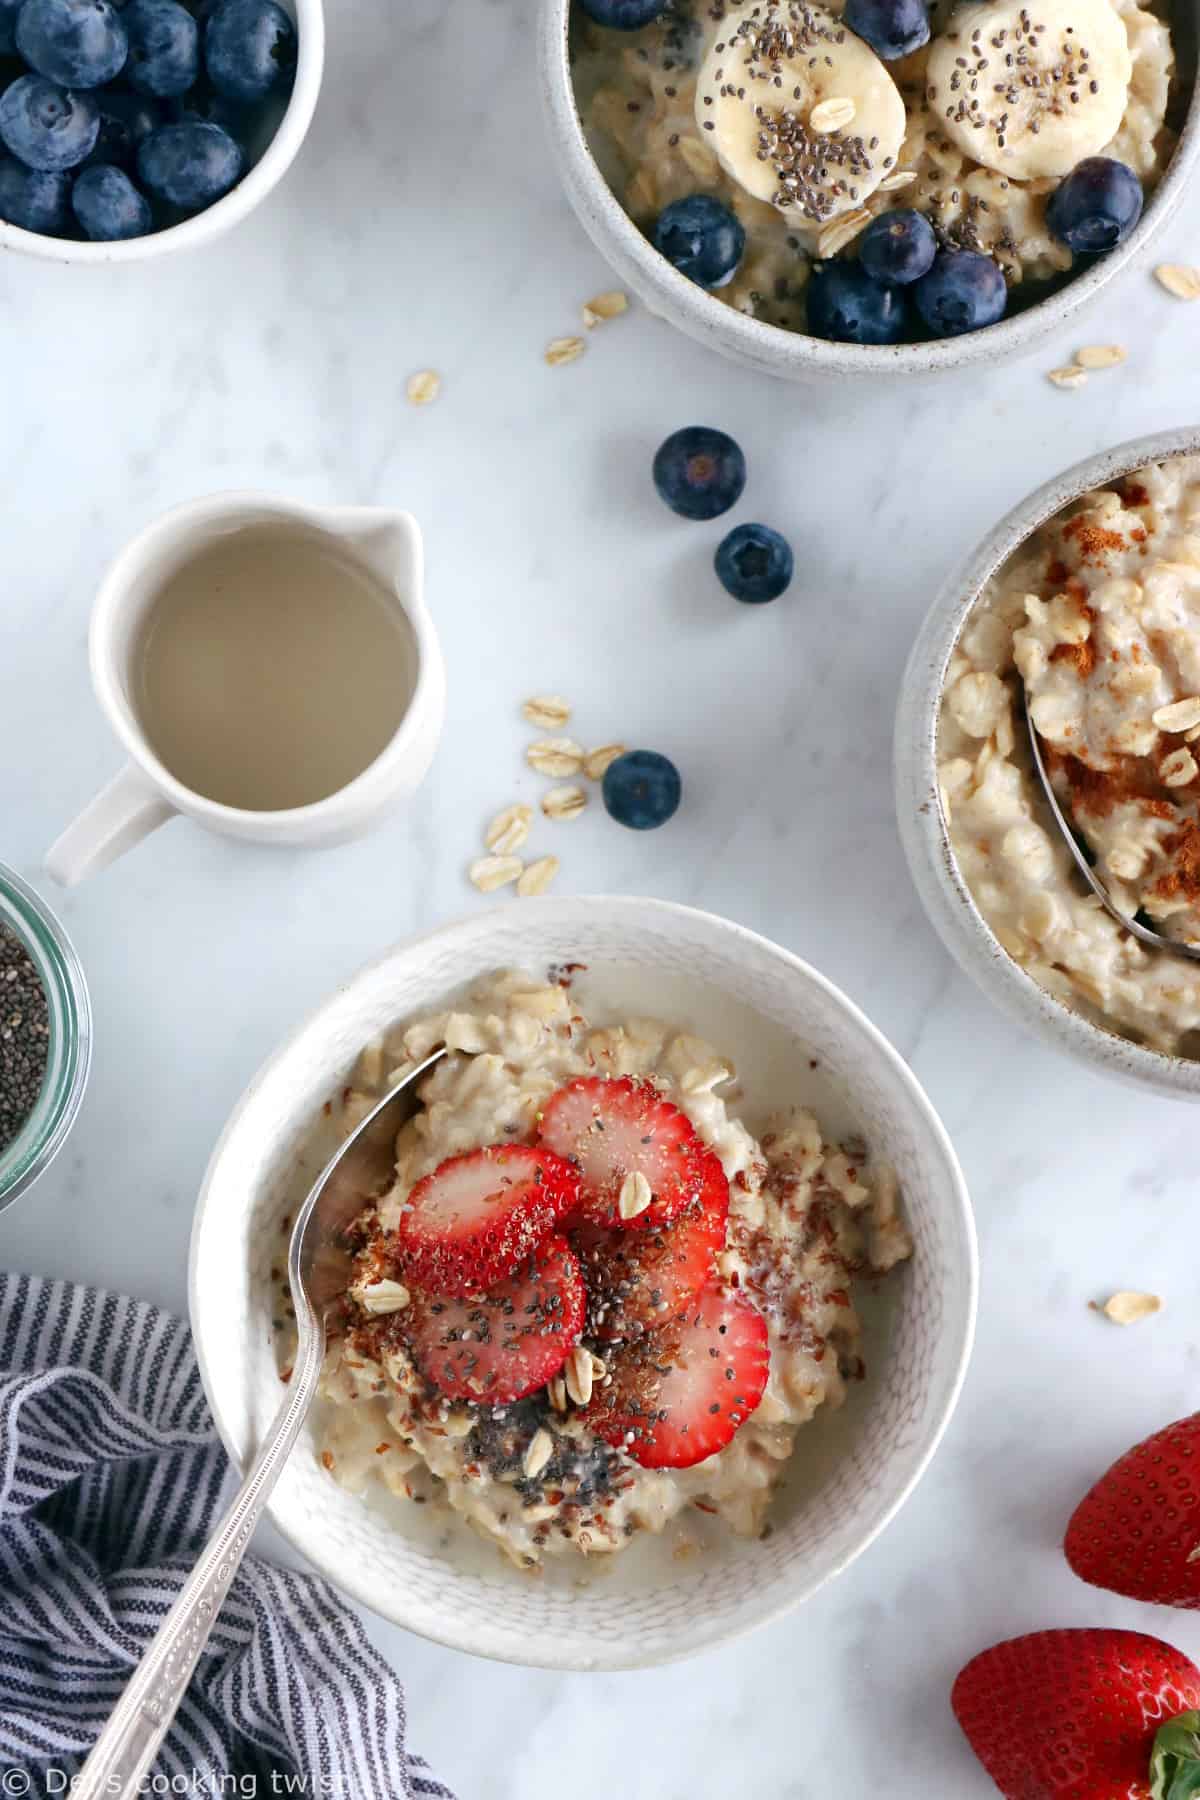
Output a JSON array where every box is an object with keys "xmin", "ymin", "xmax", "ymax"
[
  {"xmin": 189, "ymin": 896, "xmax": 976, "ymax": 1668},
  {"xmin": 897, "ymin": 426, "xmax": 1200, "ymax": 1097},
  {"xmin": 540, "ymin": 0, "xmax": 1197, "ymax": 377}
]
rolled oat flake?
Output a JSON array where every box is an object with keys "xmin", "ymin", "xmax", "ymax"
[{"xmin": 0, "ymin": 924, "xmax": 49, "ymax": 1154}]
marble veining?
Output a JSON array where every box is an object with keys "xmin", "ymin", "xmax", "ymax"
[{"xmin": 1, "ymin": 0, "xmax": 1199, "ymax": 1793}]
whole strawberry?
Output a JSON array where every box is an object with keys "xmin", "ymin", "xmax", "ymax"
[
  {"xmin": 1066, "ymin": 1413, "xmax": 1200, "ymax": 1608},
  {"xmin": 952, "ymin": 1629, "xmax": 1200, "ymax": 1798}
]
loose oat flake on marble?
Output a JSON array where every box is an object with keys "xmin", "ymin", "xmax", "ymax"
[
  {"xmin": 517, "ymin": 856, "xmax": 559, "ymax": 898},
  {"xmin": 582, "ymin": 291, "xmax": 629, "ymax": 329},
  {"xmin": 545, "ymin": 336, "xmax": 586, "ymax": 368},
  {"xmin": 406, "ymin": 370, "xmax": 441, "ymax": 406},
  {"xmin": 542, "ymin": 785, "xmax": 587, "ymax": 821},
  {"xmin": 522, "ymin": 695, "xmax": 572, "ymax": 731},
  {"xmin": 526, "ymin": 737, "xmax": 584, "ymax": 778},
  {"xmin": 1155, "ymin": 265, "xmax": 1200, "ymax": 301},
  {"xmin": 1075, "ymin": 344, "xmax": 1126, "ymax": 369},
  {"xmin": 469, "ymin": 854, "xmax": 524, "ymax": 894},
  {"xmin": 1093, "ymin": 1291, "xmax": 1163, "ymax": 1325},
  {"xmin": 1047, "ymin": 366, "xmax": 1089, "ymax": 390},
  {"xmin": 583, "ymin": 744, "xmax": 626, "ymax": 781}
]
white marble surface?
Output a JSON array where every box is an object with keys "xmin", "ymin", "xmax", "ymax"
[{"xmin": 3, "ymin": 2, "xmax": 1200, "ymax": 1793}]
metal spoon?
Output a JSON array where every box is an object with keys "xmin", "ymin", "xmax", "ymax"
[
  {"xmin": 74, "ymin": 1044, "xmax": 447, "ymax": 1799},
  {"xmin": 1024, "ymin": 692, "xmax": 1200, "ymax": 964}
]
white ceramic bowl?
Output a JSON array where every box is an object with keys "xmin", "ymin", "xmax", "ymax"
[
  {"xmin": 896, "ymin": 425, "xmax": 1200, "ymax": 1100},
  {"xmin": 539, "ymin": 0, "xmax": 1200, "ymax": 380},
  {"xmin": 190, "ymin": 895, "xmax": 977, "ymax": 1669},
  {"xmin": 0, "ymin": 0, "xmax": 323, "ymax": 265}
]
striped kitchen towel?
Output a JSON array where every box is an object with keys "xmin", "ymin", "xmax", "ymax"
[{"xmin": 0, "ymin": 1272, "xmax": 455, "ymax": 1799}]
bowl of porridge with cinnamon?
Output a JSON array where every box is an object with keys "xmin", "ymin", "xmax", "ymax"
[
  {"xmin": 897, "ymin": 426, "xmax": 1200, "ymax": 1097},
  {"xmin": 190, "ymin": 897, "xmax": 976, "ymax": 1667},
  {"xmin": 540, "ymin": 0, "xmax": 1198, "ymax": 375}
]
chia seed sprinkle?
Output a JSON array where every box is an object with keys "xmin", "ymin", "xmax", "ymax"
[{"xmin": 0, "ymin": 924, "xmax": 49, "ymax": 1155}]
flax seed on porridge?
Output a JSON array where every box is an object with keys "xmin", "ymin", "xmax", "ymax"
[
  {"xmin": 299, "ymin": 970, "xmax": 910, "ymax": 1568},
  {"xmin": 938, "ymin": 454, "xmax": 1200, "ymax": 1056}
]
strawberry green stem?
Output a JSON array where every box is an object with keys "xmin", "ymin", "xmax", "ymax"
[{"xmin": 1151, "ymin": 1712, "xmax": 1200, "ymax": 1800}]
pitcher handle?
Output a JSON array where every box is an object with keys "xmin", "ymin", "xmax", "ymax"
[{"xmin": 45, "ymin": 765, "xmax": 176, "ymax": 887}]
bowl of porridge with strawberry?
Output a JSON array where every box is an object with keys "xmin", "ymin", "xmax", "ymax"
[
  {"xmin": 540, "ymin": 0, "xmax": 1198, "ymax": 374},
  {"xmin": 898, "ymin": 426, "xmax": 1200, "ymax": 1097},
  {"xmin": 191, "ymin": 898, "xmax": 975, "ymax": 1667}
]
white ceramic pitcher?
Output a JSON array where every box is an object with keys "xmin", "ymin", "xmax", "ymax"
[{"xmin": 45, "ymin": 492, "xmax": 446, "ymax": 886}]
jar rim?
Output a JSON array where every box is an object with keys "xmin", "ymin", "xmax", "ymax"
[{"xmin": 0, "ymin": 862, "xmax": 92, "ymax": 1212}]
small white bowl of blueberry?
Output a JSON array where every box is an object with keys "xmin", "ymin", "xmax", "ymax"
[
  {"xmin": 542, "ymin": 0, "xmax": 1200, "ymax": 376},
  {"xmin": 0, "ymin": 0, "xmax": 321, "ymax": 258}
]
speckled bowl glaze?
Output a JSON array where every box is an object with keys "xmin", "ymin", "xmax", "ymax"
[
  {"xmin": 190, "ymin": 896, "xmax": 977, "ymax": 1670},
  {"xmin": 0, "ymin": 0, "xmax": 323, "ymax": 265},
  {"xmin": 896, "ymin": 426, "xmax": 1200, "ymax": 1099},
  {"xmin": 539, "ymin": 0, "xmax": 1200, "ymax": 380}
]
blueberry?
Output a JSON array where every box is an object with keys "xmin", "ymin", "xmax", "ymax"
[
  {"xmin": 807, "ymin": 262, "xmax": 906, "ymax": 343},
  {"xmin": 858, "ymin": 207, "xmax": 936, "ymax": 285},
  {"xmin": 137, "ymin": 116, "xmax": 241, "ymax": 204},
  {"xmin": 0, "ymin": 151, "xmax": 67, "ymax": 227},
  {"xmin": 602, "ymin": 750, "xmax": 681, "ymax": 831},
  {"xmin": 0, "ymin": 73, "xmax": 97, "ymax": 168},
  {"xmin": 1046, "ymin": 156, "xmax": 1143, "ymax": 256},
  {"xmin": 122, "ymin": 0, "xmax": 198, "ymax": 94},
  {"xmin": 843, "ymin": 0, "xmax": 929, "ymax": 59},
  {"xmin": 88, "ymin": 87, "xmax": 161, "ymax": 166},
  {"xmin": 913, "ymin": 248, "xmax": 1007, "ymax": 336},
  {"xmin": 653, "ymin": 425, "xmax": 746, "ymax": 521},
  {"xmin": 0, "ymin": 0, "xmax": 21, "ymax": 53},
  {"xmin": 15, "ymin": 0, "xmax": 127, "ymax": 87},
  {"xmin": 714, "ymin": 523, "xmax": 794, "ymax": 605},
  {"xmin": 578, "ymin": 0, "xmax": 665, "ymax": 24},
  {"xmin": 72, "ymin": 159, "xmax": 150, "ymax": 234},
  {"xmin": 204, "ymin": 0, "xmax": 294, "ymax": 102},
  {"xmin": 653, "ymin": 193, "xmax": 745, "ymax": 290}
]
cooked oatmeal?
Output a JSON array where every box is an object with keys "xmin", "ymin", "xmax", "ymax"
[
  {"xmin": 571, "ymin": 0, "xmax": 1175, "ymax": 334},
  {"xmin": 938, "ymin": 454, "xmax": 1200, "ymax": 1055},
  {"xmin": 307, "ymin": 971, "xmax": 910, "ymax": 1567}
]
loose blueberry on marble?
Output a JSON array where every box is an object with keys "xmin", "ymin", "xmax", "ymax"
[
  {"xmin": 858, "ymin": 208, "xmax": 936, "ymax": 286},
  {"xmin": 16, "ymin": 0, "xmax": 127, "ymax": 88},
  {"xmin": 715, "ymin": 523, "xmax": 794, "ymax": 605},
  {"xmin": 1046, "ymin": 156, "xmax": 1143, "ymax": 255},
  {"xmin": 913, "ymin": 249, "xmax": 1007, "ymax": 336},
  {"xmin": 204, "ymin": 0, "xmax": 294, "ymax": 103},
  {"xmin": 807, "ymin": 262, "xmax": 906, "ymax": 344},
  {"xmin": 843, "ymin": 0, "xmax": 929, "ymax": 60},
  {"xmin": 653, "ymin": 425, "xmax": 746, "ymax": 521},
  {"xmin": 0, "ymin": 73, "xmax": 98, "ymax": 168},
  {"xmin": 123, "ymin": 0, "xmax": 199, "ymax": 96},
  {"xmin": 578, "ymin": 0, "xmax": 666, "ymax": 25},
  {"xmin": 653, "ymin": 194, "xmax": 746, "ymax": 289},
  {"xmin": 136, "ymin": 115, "xmax": 241, "ymax": 205},
  {"xmin": 72, "ymin": 159, "xmax": 151, "ymax": 234},
  {"xmin": 603, "ymin": 750, "xmax": 682, "ymax": 831},
  {"xmin": 0, "ymin": 151, "xmax": 67, "ymax": 226},
  {"xmin": 89, "ymin": 87, "xmax": 161, "ymax": 167}
]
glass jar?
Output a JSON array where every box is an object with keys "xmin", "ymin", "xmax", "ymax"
[{"xmin": 0, "ymin": 861, "xmax": 92, "ymax": 1213}]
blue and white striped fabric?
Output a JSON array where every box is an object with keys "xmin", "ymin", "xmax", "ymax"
[{"xmin": 0, "ymin": 1273, "xmax": 455, "ymax": 1799}]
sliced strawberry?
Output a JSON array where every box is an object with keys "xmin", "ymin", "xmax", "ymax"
[
  {"xmin": 405, "ymin": 1235, "xmax": 585, "ymax": 1405},
  {"xmin": 537, "ymin": 1075, "xmax": 708, "ymax": 1231},
  {"xmin": 395, "ymin": 1145, "xmax": 580, "ymax": 1297},
  {"xmin": 573, "ymin": 1151, "xmax": 730, "ymax": 1339},
  {"xmin": 580, "ymin": 1279, "xmax": 769, "ymax": 1469}
]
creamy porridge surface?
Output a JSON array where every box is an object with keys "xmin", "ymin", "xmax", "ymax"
[
  {"xmin": 939, "ymin": 455, "xmax": 1200, "ymax": 1056},
  {"xmin": 306, "ymin": 971, "xmax": 910, "ymax": 1568},
  {"xmin": 572, "ymin": 0, "xmax": 1175, "ymax": 333}
]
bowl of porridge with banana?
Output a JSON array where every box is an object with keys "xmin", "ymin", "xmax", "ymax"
[
  {"xmin": 190, "ymin": 898, "xmax": 976, "ymax": 1667},
  {"xmin": 898, "ymin": 427, "xmax": 1200, "ymax": 1097},
  {"xmin": 540, "ymin": 0, "xmax": 1197, "ymax": 373}
]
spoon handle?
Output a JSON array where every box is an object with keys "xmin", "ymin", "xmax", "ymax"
[{"xmin": 71, "ymin": 1320, "xmax": 326, "ymax": 1799}]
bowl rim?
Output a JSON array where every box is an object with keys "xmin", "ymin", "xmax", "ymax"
[
  {"xmin": 188, "ymin": 893, "xmax": 978, "ymax": 1668},
  {"xmin": 539, "ymin": 0, "xmax": 1200, "ymax": 378},
  {"xmin": 0, "ymin": 0, "xmax": 325, "ymax": 266},
  {"xmin": 895, "ymin": 424, "xmax": 1200, "ymax": 1097}
]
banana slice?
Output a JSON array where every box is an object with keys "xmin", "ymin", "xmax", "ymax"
[
  {"xmin": 925, "ymin": 0, "xmax": 1132, "ymax": 180},
  {"xmin": 694, "ymin": 0, "xmax": 907, "ymax": 226}
]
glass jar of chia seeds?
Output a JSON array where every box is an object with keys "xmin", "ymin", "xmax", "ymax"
[{"xmin": 0, "ymin": 862, "xmax": 92, "ymax": 1213}]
